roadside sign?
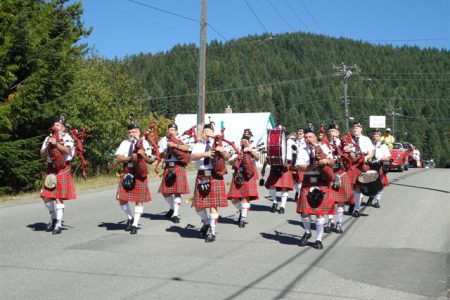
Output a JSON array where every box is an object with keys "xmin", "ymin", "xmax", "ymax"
[{"xmin": 370, "ymin": 116, "xmax": 386, "ymax": 128}]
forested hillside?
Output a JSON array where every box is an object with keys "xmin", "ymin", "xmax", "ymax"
[
  {"xmin": 124, "ymin": 33, "xmax": 450, "ymax": 167},
  {"xmin": 1, "ymin": 1, "xmax": 449, "ymax": 195}
]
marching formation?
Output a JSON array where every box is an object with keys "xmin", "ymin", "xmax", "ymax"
[{"xmin": 39, "ymin": 115, "xmax": 390, "ymax": 248}]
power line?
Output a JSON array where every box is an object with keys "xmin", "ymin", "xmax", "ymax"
[
  {"xmin": 349, "ymin": 96, "xmax": 450, "ymax": 101},
  {"xmin": 283, "ymin": 0, "xmax": 308, "ymax": 31},
  {"xmin": 297, "ymin": 0, "xmax": 324, "ymax": 33},
  {"xmin": 267, "ymin": 0, "xmax": 295, "ymax": 31},
  {"xmin": 244, "ymin": 0, "xmax": 269, "ymax": 33},
  {"xmin": 127, "ymin": 0, "xmax": 227, "ymax": 41}
]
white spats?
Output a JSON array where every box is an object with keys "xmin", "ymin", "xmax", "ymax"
[
  {"xmin": 354, "ymin": 191, "xmax": 362, "ymax": 211},
  {"xmin": 280, "ymin": 192, "xmax": 289, "ymax": 208},
  {"xmin": 209, "ymin": 213, "xmax": 219, "ymax": 235},
  {"xmin": 375, "ymin": 191, "xmax": 383, "ymax": 204},
  {"xmin": 269, "ymin": 189, "xmax": 277, "ymax": 204},
  {"xmin": 316, "ymin": 217, "xmax": 325, "ymax": 241},
  {"xmin": 44, "ymin": 201, "xmax": 56, "ymax": 220},
  {"xmin": 241, "ymin": 202, "xmax": 250, "ymax": 218},
  {"xmin": 301, "ymin": 216, "xmax": 311, "ymax": 233},
  {"xmin": 336, "ymin": 206, "xmax": 344, "ymax": 224},
  {"xmin": 295, "ymin": 183, "xmax": 302, "ymax": 193},
  {"xmin": 55, "ymin": 203, "xmax": 65, "ymax": 228},
  {"xmin": 132, "ymin": 205, "xmax": 144, "ymax": 227},
  {"xmin": 173, "ymin": 196, "xmax": 181, "ymax": 217},
  {"xmin": 120, "ymin": 203, "xmax": 133, "ymax": 220},
  {"xmin": 233, "ymin": 201, "xmax": 242, "ymax": 211}
]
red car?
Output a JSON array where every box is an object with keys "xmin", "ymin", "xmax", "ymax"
[{"xmin": 385, "ymin": 142, "xmax": 410, "ymax": 172}]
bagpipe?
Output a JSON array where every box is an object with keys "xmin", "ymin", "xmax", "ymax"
[
  {"xmin": 341, "ymin": 131, "xmax": 370, "ymax": 173},
  {"xmin": 47, "ymin": 126, "xmax": 67, "ymax": 171},
  {"xmin": 209, "ymin": 128, "xmax": 228, "ymax": 176},
  {"xmin": 181, "ymin": 125, "xmax": 198, "ymax": 144},
  {"xmin": 143, "ymin": 123, "xmax": 163, "ymax": 175},
  {"xmin": 165, "ymin": 131, "xmax": 192, "ymax": 167},
  {"xmin": 131, "ymin": 137, "xmax": 149, "ymax": 179},
  {"xmin": 69, "ymin": 128, "xmax": 88, "ymax": 180},
  {"xmin": 313, "ymin": 124, "xmax": 335, "ymax": 183},
  {"xmin": 228, "ymin": 137, "xmax": 256, "ymax": 187}
]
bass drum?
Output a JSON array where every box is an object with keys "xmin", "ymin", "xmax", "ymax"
[
  {"xmin": 357, "ymin": 170, "xmax": 383, "ymax": 196},
  {"xmin": 267, "ymin": 129, "xmax": 286, "ymax": 166}
]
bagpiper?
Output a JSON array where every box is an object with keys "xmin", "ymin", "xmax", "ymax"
[
  {"xmin": 227, "ymin": 129, "xmax": 260, "ymax": 228},
  {"xmin": 287, "ymin": 128, "xmax": 307, "ymax": 202},
  {"xmin": 115, "ymin": 118, "xmax": 154, "ymax": 234},
  {"xmin": 40, "ymin": 116, "xmax": 76, "ymax": 235},
  {"xmin": 190, "ymin": 122, "xmax": 229, "ymax": 242},
  {"xmin": 158, "ymin": 122, "xmax": 191, "ymax": 223}
]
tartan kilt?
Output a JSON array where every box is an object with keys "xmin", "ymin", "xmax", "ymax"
[
  {"xmin": 379, "ymin": 167, "xmax": 389, "ymax": 187},
  {"xmin": 330, "ymin": 170, "xmax": 354, "ymax": 204},
  {"xmin": 41, "ymin": 164, "xmax": 76, "ymax": 200},
  {"xmin": 264, "ymin": 166, "xmax": 294, "ymax": 190},
  {"xmin": 291, "ymin": 170, "xmax": 304, "ymax": 183},
  {"xmin": 296, "ymin": 176, "xmax": 336, "ymax": 215},
  {"xmin": 347, "ymin": 167, "xmax": 361, "ymax": 185},
  {"xmin": 227, "ymin": 171, "xmax": 259, "ymax": 201},
  {"xmin": 193, "ymin": 173, "xmax": 228, "ymax": 209},
  {"xmin": 158, "ymin": 164, "xmax": 190, "ymax": 195},
  {"xmin": 116, "ymin": 176, "xmax": 151, "ymax": 203}
]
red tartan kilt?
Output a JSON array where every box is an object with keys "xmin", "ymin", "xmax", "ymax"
[
  {"xmin": 227, "ymin": 172, "xmax": 259, "ymax": 201},
  {"xmin": 193, "ymin": 173, "xmax": 228, "ymax": 209},
  {"xmin": 296, "ymin": 177, "xmax": 336, "ymax": 215},
  {"xmin": 348, "ymin": 168, "xmax": 361, "ymax": 185},
  {"xmin": 379, "ymin": 168, "xmax": 389, "ymax": 187},
  {"xmin": 116, "ymin": 176, "xmax": 151, "ymax": 203},
  {"xmin": 291, "ymin": 170, "xmax": 303, "ymax": 183},
  {"xmin": 41, "ymin": 165, "xmax": 76, "ymax": 200},
  {"xmin": 330, "ymin": 170, "xmax": 354, "ymax": 204},
  {"xmin": 265, "ymin": 167, "xmax": 294, "ymax": 190},
  {"xmin": 158, "ymin": 164, "xmax": 190, "ymax": 195}
]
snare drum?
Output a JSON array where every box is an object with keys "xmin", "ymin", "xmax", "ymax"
[
  {"xmin": 357, "ymin": 170, "xmax": 383, "ymax": 196},
  {"xmin": 267, "ymin": 129, "xmax": 286, "ymax": 165}
]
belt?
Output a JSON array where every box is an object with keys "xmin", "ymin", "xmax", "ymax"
[{"xmin": 165, "ymin": 161, "xmax": 185, "ymax": 168}]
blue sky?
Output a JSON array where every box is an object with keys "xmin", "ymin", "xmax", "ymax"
[{"xmin": 79, "ymin": 0, "xmax": 449, "ymax": 59}]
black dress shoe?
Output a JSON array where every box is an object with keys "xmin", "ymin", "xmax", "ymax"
[
  {"xmin": 46, "ymin": 219, "xmax": 57, "ymax": 232},
  {"xmin": 298, "ymin": 232, "xmax": 312, "ymax": 246},
  {"xmin": 171, "ymin": 216, "xmax": 180, "ymax": 223},
  {"xmin": 367, "ymin": 197, "xmax": 373, "ymax": 206},
  {"xmin": 374, "ymin": 202, "xmax": 380, "ymax": 208},
  {"xmin": 164, "ymin": 209, "xmax": 174, "ymax": 219},
  {"xmin": 333, "ymin": 222, "xmax": 343, "ymax": 234},
  {"xmin": 52, "ymin": 226, "xmax": 62, "ymax": 235},
  {"xmin": 271, "ymin": 203, "xmax": 278, "ymax": 213},
  {"xmin": 278, "ymin": 207, "xmax": 285, "ymax": 214},
  {"xmin": 324, "ymin": 225, "xmax": 331, "ymax": 233},
  {"xmin": 352, "ymin": 210, "xmax": 360, "ymax": 218},
  {"xmin": 238, "ymin": 218, "xmax": 246, "ymax": 228},
  {"xmin": 205, "ymin": 233, "xmax": 216, "ymax": 242},
  {"xmin": 200, "ymin": 224, "xmax": 210, "ymax": 237},
  {"xmin": 125, "ymin": 218, "xmax": 134, "ymax": 231},
  {"xmin": 313, "ymin": 240, "xmax": 324, "ymax": 250},
  {"xmin": 130, "ymin": 226, "xmax": 138, "ymax": 234}
]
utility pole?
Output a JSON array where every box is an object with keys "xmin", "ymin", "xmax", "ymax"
[
  {"xmin": 196, "ymin": 0, "xmax": 207, "ymax": 135},
  {"xmin": 333, "ymin": 63, "xmax": 360, "ymax": 132},
  {"xmin": 389, "ymin": 109, "xmax": 402, "ymax": 137}
]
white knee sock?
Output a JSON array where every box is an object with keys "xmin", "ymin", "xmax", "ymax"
[
  {"xmin": 336, "ymin": 206, "xmax": 344, "ymax": 224},
  {"xmin": 209, "ymin": 213, "xmax": 219, "ymax": 235},
  {"xmin": 132, "ymin": 206, "xmax": 144, "ymax": 227},
  {"xmin": 354, "ymin": 191, "xmax": 362, "ymax": 210},
  {"xmin": 55, "ymin": 203, "xmax": 65, "ymax": 228},
  {"xmin": 120, "ymin": 203, "xmax": 133, "ymax": 220},
  {"xmin": 295, "ymin": 183, "xmax": 302, "ymax": 194},
  {"xmin": 280, "ymin": 192, "xmax": 288, "ymax": 208},
  {"xmin": 375, "ymin": 191, "xmax": 382, "ymax": 204},
  {"xmin": 316, "ymin": 217, "xmax": 325, "ymax": 241},
  {"xmin": 173, "ymin": 196, "xmax": 181, "ymax": 216},
  {"xmin": 269, "ymin": 189, "xmax": 277, "ymax": 204},
  {"xmin": 164, "ymin": 195, "xmax": 174, "ymax": 210},
  {"xmin": 197, "ymin": 209, "xmax": 209, "ymax": 224},
  {"xmin": 233, "ymin": 201, "xmax": 242, "ymax": 211},
  {"xmin": 241, "ymin": 202, "xmax": 250, "ymax": 218},
  {"xmin": 328, "ymin": 214, "xmax": 334, "ymax": 223},
  {"xmin": 44, "ymin": 201, "xmax": 56, "ymax": 220},
  {"xmin": 301, "ymin": 216, "xmax": 311, "ymax": 233}
]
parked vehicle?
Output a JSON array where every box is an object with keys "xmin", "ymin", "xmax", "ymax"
[{"xmin": 385, "ymin": 142, "xmax": 410, "ymax": 172}]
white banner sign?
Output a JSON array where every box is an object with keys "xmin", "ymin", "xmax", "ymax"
[{"xmin": 369, "ymin": 116, "xmax": 386, "ymax": 128}]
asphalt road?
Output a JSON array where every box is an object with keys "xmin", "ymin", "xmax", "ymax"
[{"xmin": 0, "ymin": 168, "xmax": 448, "ymax": 300}]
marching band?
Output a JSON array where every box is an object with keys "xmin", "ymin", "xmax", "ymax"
[{"xmin": 39, "ymin": 115, "xmax": 390, "ymax": 247}]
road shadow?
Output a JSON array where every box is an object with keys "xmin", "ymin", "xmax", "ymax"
[
  {"xmin": 218, "ymin": 215, "xmax": 238, "ymax": 225},
  {"xmin": 166, "ymin": 224, "xmax": 202, "ymax": 239},
  {"xmin": 26, "ymin": 222, "xmax": 48, "ymax": 231},
  {"xmin": 141, "ymin": 212, "xmax": 168, "ymax": 221},
  {"xmin": 98, "ymin": 221, "xmax": 126, "ymax": 231},
  {"xmin": 248, "ymin": 203, "xmax": 272, "ymax": 212},
  {"xmin": 287, "ymin": 219, "xmax": 317, "ymax": 230},
  {"xmin": 260, "ymin": 230, "xmax": 301, "ymax": 245}
]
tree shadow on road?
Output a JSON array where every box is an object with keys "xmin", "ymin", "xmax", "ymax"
[
  {"xmin": 260, "ymin": 230, "xmax": 301, "ymax": 245},
  {"xmin": 166, "ymin": 225, "xmax": 202, "ymax": 239}
]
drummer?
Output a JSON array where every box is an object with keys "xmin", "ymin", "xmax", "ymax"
[
  {"xmin": 370, "ymin": 130, "xmax": 390, "ymax": 208},
  {"xmin": 287, "ymin": 128, "xmax": 307, "ymax": 202},
  {"xmin": 261, "ymin": 125, "xmax": 294, "ymax": 214}
]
